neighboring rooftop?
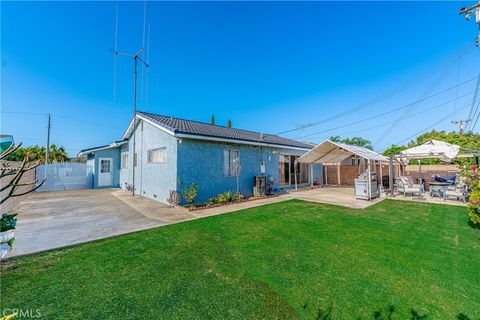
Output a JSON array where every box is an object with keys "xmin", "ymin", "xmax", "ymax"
[{"xmin": 136, "ymin": 111, "xmax": 312, "ymax": 149}]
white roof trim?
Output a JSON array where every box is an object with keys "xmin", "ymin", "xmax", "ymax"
[
  {"xmin": 296, "ymin": 139, "xmax": 388, "ymax": 164},
  {"xmin": 122, "ymin": 114, "xmax": 176, "ymax": 140},
  {"xmin": 175, "ymin": 133, "xmax": 312, "ymax": 151},
  {"xmin": 77, "ymin": 140, "xmax": 127, "ymax": 157}
]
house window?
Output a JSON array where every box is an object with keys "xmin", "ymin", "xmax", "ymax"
[
  {"xmin": 121, "ymin": 153, "xmax": 128, "ymax": 169},
  {"xmin": 147, "ymin": 148, "xmax": 166, "ymax": 164},
  {"xmin": 100, "ymin": 159, "xmax": 111, "ymax": 173},
  {"xmin": 351, "ymin": 157, "xmax": 361, "ymax": 165},
  {"xmin": 223, "ymin": 150, "xmax": 240, "ymax": 176}
]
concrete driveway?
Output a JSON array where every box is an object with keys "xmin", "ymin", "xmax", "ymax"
[{"xmin": 8, "ymin": 189, "xmax": 196, "ymax": 257}]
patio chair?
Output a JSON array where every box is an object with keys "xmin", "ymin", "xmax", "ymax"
[
  {"xmin": 395, "ymin": 176, "xmax": 422, "ymax": 197},
  {"xmin": 444, "ymin": 183, "xmax": 468, "ymax": 203}
]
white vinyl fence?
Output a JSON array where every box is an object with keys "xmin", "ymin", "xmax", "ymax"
[{"xmin": 36, "ymin": 163, "xmax": 93, "ymax": 192}]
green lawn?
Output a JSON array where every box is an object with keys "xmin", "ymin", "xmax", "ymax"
[{"xmin": 1, "ymin": 200, "xmax": 479, "ymax": 319}]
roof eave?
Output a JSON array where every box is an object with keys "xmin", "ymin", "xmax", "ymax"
[{"xmin": 175, "ymin": 133, "xmax": 312, "ymax": 151}]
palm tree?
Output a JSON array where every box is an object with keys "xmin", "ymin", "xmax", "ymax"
[{"xmin": 48, "ymin": 144, "xmax": 69, "ymax": 163}]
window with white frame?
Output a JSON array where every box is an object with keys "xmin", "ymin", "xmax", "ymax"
[
  {"xmin": 351, "ymin": 157, "xmax": 361, "ymax": 166},
  {"xmin": 223, "ymin": 150, "xmax": 240, "ymax": 177},
  {"xmin": 100, "ymin": 159, "xmax": 111, "ymax": 173},
  {"xmin": 147, "ymin": 148, "xmax": 167, "ymax": 164},
  {"xmin": 121, "ymin": 153, "xmax": 128, "ymax": 169}
]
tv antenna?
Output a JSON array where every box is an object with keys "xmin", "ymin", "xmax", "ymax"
[{"xmin": 113, "ymin": 4, "xmax": 150, "ymax": 196}]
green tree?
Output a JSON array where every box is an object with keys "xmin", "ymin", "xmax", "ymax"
[
  {"xmin": 5, "ymin": 144, "xmax": 69, "ymax": 163},
  {"xmin": 210, "ymin": 114, "xmax": 215, "ymax": 125},
  {"xmin": 382, "ymin": 144, "xmax": 407, "ymax": 157},
  {"xmin": 330, "ymin": 136, "xmax": 341, "ymax": 143},
  {"xmin": 227, "ymin": 120, "xmax": 232, "ymax": 128},
  {"xmin": 340, "ymin": 137, "xmax": 373, "ymax": 150}
]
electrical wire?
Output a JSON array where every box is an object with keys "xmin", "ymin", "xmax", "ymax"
[
  {"xmin": 374, "ymin": 46, "xmax": 472, "ymax": 146},
  {"xmin": 1, "ymin": 111, "xmax": 123, "ymax": 130},
  {"xmin": 396, "ymin": 102, "xmax": 472, "ymax": 145},
  {"xmin": 291, "ymin": 79, "xmax": 477, "ymax": 140},
  {"xmin": 277, "ymin": 44, "xmax": 474, "ymax": 135},
  {"xmin": 303, "ymin": 98, "xmax": 473, "ymax": 144}
]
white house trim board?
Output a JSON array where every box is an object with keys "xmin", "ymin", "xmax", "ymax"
[
  {"xmin": 77, "ymin": 141, "xmax": 127, "ymax": 157},
  {"xmin": 123, "ymin": 115, "xmax": 176, "ymax": 140}
]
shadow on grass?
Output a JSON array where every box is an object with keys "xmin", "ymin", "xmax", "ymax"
[{"xmin": 309, "ymin": 304, "xmax": 478, "ymax": 320}]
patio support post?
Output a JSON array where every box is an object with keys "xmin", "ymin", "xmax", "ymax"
[
  {"xmin": 418, "ymin": 160, "xmax": 423, "ymax": 197},
  {"xmin": 310, "ymin": 163, "xmax": 313, "ymax": 187},
  {"xmin": 389, "ymin": 155, "xmax": 394, "ymax": 197},
  {"xmin": 325, "ymin": 164, "xmax": 328, "ymax": 186},
  {"xmin": 367, "ymin": 159, "xmax": 372, "ymax": 200},
  {"xmin": 294, "ymin": 160, "xmax": 298, "ymax": 191},
  {"xmin": 337, "ymin": 163, "xmax": 341, "ymax": 186}
]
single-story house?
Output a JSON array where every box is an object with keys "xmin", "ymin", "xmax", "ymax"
[{"xmin": 78, "ymin": 111, "xmax": 322, "ymax": 204}]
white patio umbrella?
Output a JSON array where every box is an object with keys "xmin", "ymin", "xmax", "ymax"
[
  {"xmin": 396, "ymin": 140, "xmax": 461, "ymax": 198},
  {"xmin": 399, "ymin": 140, "xmax": 460, "ymax": 164}
]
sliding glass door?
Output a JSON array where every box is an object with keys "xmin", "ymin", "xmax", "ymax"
[{"xmin": 279, "ymin": 154, "xmax": 310, "ymax": 186}]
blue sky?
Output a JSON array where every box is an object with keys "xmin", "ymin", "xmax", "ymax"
[{"xmin": 2, "ymin": 1, "xmax": 479, "ymax": 156}]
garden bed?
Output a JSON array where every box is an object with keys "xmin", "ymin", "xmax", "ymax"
[{"xmin": 181, "ymin": 194, "xmax": 279, "ymax": 211}]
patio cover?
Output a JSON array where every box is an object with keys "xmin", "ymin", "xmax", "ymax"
[
  {"xmin": 296, "ymin": 140, "xmax": 388, "ymax": 164},
  {"xmin": 398, "ymin": 140, "xmax": 460, "ymax": 164}
]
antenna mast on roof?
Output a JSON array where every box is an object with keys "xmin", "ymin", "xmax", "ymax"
[{"xmin": 113, "ymin": 4, "xmax": 150, "ymax": 196}]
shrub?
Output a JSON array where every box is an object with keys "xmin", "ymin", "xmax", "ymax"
[
  {"xmin": 182, "ymin": 183, "xmax": 198, "ymax": 205},
  {"xmin": 0, "ymin": 213, "xmax": 17, "ymax": 232},
  {"xmin": 208, "ymin": 191, "xmax": 242, "ymax": 205},
  {"xmin": 465, "ymin": 165, "xmax": 480, "ymax": 227}
]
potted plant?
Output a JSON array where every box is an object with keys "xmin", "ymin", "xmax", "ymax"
[{"xmin": 0, "ymin": 213, "xmax": 17, "ymax": 258}]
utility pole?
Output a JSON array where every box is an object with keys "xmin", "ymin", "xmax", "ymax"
[
  {"xmin": 459, "ymin": 2, "xmax": 480, "ymax": 47},
  {"xmin": 451, "ymin": 119, "xmax": 471, "ymax": 134},
  {"xmin": 45, "ymin": 114, "xmax": 51, "ymax": 164}
]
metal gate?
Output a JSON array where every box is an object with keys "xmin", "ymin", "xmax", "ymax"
[{"xmin": 36, "ymin": 163, "xmax": 93, "ymax": 192}]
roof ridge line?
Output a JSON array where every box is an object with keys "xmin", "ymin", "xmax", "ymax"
[{"xmin": 137, "ymin": 110, "xmax": 281, "ymax": 138}]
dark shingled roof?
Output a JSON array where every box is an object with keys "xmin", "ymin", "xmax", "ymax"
[{"xmin": 137, "ymin": 111, "xmax": 312, "ymax": 149}]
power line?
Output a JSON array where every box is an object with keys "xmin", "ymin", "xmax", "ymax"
[
  {"xmin": 374, "ymin": 47, "xmax": 470, "ymax": 146},
  {"xmin": 1, "ymin": 111, "xmax": 123, "ymax": 130},
  {"xmin": 292, "ymin": 80, "xmax": 476, "ymax": 140},
  {"xmin": 277, "ymin": 44, "xmax": 474, "ymax": 135},
  {"xmin": 303, "ymin": 98, "xmax": 473, "ymax": 144},
  {"xmin": 396, "ymin": 102, "xmax": 472, "ymax": 145}
]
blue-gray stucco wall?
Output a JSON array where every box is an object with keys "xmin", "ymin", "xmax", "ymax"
[
  {"xmin": 176, "ymin": 138, "xmax": 320, "ymax": 204},
  {"xmin": 89, "ymin": 147, "xmax": 121, "ymax": 189},
  {"xmin": 119, "ymin": 121, "xmax": 177, "ymax": 204},
  {"xmin": 89, "ymin": 118, "xmax": 322, "ymax": 205}
]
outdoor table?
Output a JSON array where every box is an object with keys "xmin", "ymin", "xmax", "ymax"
[{"xmin": 429, "ymin": 182, "xmax": 451, "ymax": 200}]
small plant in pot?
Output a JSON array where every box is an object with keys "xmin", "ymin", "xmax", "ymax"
[{"xmin": 0, "ymin": 213, "xmax": 17, "ymax": 258}]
